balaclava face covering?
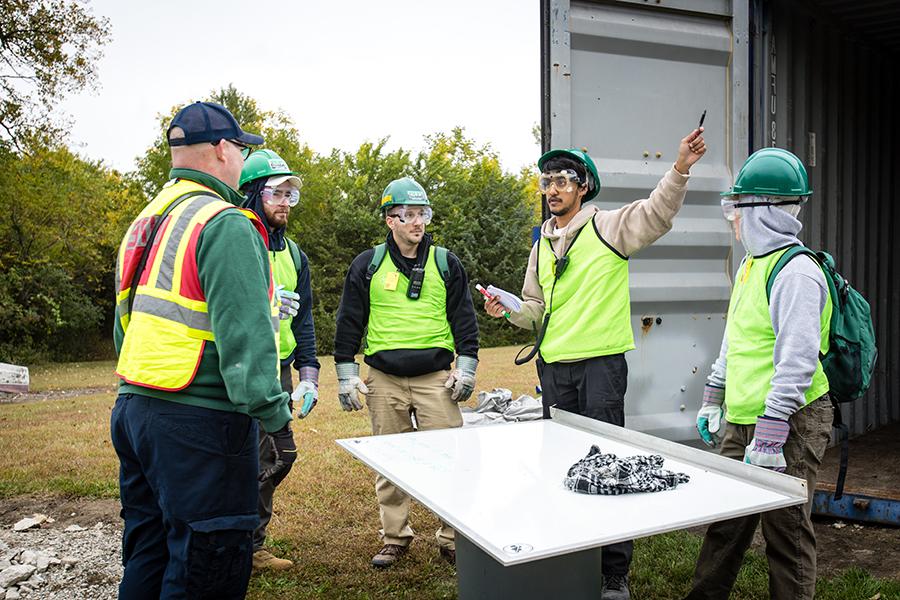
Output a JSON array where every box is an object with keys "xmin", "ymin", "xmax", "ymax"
[
  {"xmin": 737, "ymin": 195, "xmax": 804, "ymax": 257},
  {"xmin": 241, "ymin": 178, "xmax": 287, "ymax": 251}
]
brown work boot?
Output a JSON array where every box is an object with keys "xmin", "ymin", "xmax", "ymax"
[
  {"xmin": 439, "ymin": 546, "xmax": 456, "ymax": 565},
  {"xmin": 371, "ymin": 544, "xmax": 408, "ymax": 569},
  {"xmin": 252, "ymin": 549, "xmax": 293, "ymax": 571}
]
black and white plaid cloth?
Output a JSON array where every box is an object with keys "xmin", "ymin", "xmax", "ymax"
[{"xmin": 564, "ymin": 445, "xmax": 690, "ymax": 495}]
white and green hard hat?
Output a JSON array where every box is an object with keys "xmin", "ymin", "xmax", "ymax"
[{"xmin": 379, "ymin": 177, "xmax": 430, "ymax": 212}]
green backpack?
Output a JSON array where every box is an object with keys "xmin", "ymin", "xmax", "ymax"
[
  {"xmin": 766, "ymin": 245, "xmax": 878, "ymax": 500},
  {"xmin": 766, "ymin": 246, "xmax": 877, "ymax": 403}
]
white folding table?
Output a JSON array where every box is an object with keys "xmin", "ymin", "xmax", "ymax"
[{"xmin": 337, "ymin": 409, "xmax": 807, "ymax": 599}]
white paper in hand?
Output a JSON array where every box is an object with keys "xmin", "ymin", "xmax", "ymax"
[{"xmin": 486, "ymin": 285, "xmax": 523, "ymax": 312}]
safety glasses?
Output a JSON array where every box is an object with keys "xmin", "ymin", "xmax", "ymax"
[
  {"xmin": 538, "ymin": 169, "xmax": 582, "ymax": 193},
  {"xmin": 720, "ymin": 198, "xmax": 806, "ymax": 221},
  {"xmin": 388, "ymin": 206, "xmax": 433, "ymax": 225},
  {"xmin": 262, "ymin": 187, "xmax": 300, "ymax": 207}
]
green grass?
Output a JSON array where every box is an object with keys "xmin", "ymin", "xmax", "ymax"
[
  {"xmin": 27, "ymin": 359, "xmax": 118, "ymax": 392},
  {"xmin": 2, "ymin": 347, "xmax": 898, "ymax": 599}
]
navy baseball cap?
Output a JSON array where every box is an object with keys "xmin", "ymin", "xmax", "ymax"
[{"xmin": 166, "ymin": 101, "xmax": 264, "ymax": 147}]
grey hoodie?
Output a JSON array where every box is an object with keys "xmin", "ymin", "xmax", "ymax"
[{"xmin": 707, "ymin": 204, "xmax": 829, "ymax": 421}]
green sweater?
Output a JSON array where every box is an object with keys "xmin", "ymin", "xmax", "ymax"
[{"xmin": 114, "ymin": 169, "xmax": 291, "ymax": 433}]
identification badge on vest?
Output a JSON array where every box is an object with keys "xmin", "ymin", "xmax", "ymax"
[{"xmin": 384, "ymin": 271, "xmax": 399, "ymax": 291}]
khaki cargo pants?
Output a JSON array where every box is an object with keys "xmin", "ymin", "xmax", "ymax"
[
  {"xmin": 365, "ymin": 367, "xmax": 463, "ymax": 550},
  {"xmin": 686, "ymin": 395, "xmax": 833, "ymax": 600}
]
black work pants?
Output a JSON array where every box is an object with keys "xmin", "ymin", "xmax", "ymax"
[
  {"xmin": 538, "ymin": 353, "xmax": 633, "ymax": 577},
  {"xmin": 254, "ymin": 363, "xmax": 294, "ymax": 550}
]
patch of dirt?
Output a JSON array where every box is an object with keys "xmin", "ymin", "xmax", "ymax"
[
  {"xmin": 0, "ymin": 495, "xmax": 119, "ymax": 529},
  {"xmin": 812, "ymin": 517, "xmax": 900, "ymax": 580},
  {"xmin": 0, "ymin": 386, "xmax": 115, "ymax": 405}
]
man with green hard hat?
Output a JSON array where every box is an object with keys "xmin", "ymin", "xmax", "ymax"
[
  {"xmin": 484, "ymin": 128, "xmax": 707, "ymax": 599},
  {"xmin": 687, "ymin": 148, "xmax": 833, "ymax": 600},
  {"xmin": 334, "ymin": 176, "xmax": 479, "ymax": 568},
  {"xmin": 239, "ymin": 149, "xmax": 320, "ymax": 571}
]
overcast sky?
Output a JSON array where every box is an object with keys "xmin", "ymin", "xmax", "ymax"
[{"xmin": 59, "ymin": 0, "xmax": 541, "ymax": 174}]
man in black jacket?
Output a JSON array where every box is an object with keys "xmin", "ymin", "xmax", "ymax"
[{"xmin": 334, "ymin": 177, "xmax": 479, "ymax": 568}]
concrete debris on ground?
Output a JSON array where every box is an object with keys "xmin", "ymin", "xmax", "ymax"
[
  {"xmin": 12, "ymin": 516, "xmax": 51, "ymax": 533},
  {"xmin": 0, "ymin": 521, "xmax": 120, "ymax": 599},
  {"xmin": 462, "ymin": 388, "xmax": 543, "ymax": 426}
]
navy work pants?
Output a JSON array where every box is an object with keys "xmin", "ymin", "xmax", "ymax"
[
  {"xmin": 110, "ymin": 393, "xmax": 259, "ymax": 599},
  {"xmin": 538, "ymin": 353, "xmax": 634, "ymax": 577}
]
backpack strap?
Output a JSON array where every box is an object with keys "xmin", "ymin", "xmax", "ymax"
[
  {"xmin": 765, "ymin": 245, "xmax": 820, "ymax": 302},
  {"xmin": 434, "ymin": 246, "xmax": 450, "ymax": 282},
  {"xmin": 366, "ymin": 243, "xmax": 387, "ymax": 281},
  {"xmin": 287, "ymin": 238, "xmax": 302, "ymax": 272}
]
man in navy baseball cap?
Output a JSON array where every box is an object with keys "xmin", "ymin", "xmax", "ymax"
[{"xmin": 165, "ymin": 101, "xmax": 264, "ymax": 190}]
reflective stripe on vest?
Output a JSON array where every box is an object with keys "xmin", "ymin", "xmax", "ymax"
[
  {"xmin": 537, "ymin": 221, "xmax": 634, "ymax": 363},
  {"xmin": 724, "ymin": 249, "xmax": 832, "ymax": 424},
  {"xmin": 365, "ymin": 245, "xmax": 454, "ymax": 355},
  {"xmin": 115, "ymin": 179, "xmax": 276, "ymax": 391},
  {"xmin": 272, "ymin": 246, "xmax": 299, "ymax": 360}
]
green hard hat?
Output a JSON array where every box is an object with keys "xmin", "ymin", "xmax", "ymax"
[
  {"xmin": 380, "ymin": 177, "xmax": 430, "ymax": 211},
  {"xmin": 239, "ymin": 149, "xmax": 302, "ymax": 189},
  {"xmin": 722, "ymin": 148, "xmax": 812, "ymax": 197},
  {"xmin": 538, "ymin": 148, "xmax": 601, "ymax": 201}
]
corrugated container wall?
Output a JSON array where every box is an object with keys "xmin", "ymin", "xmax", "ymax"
[{"xmin": 751, "ymin": 0, "xmax": 900, "ymax": 437}]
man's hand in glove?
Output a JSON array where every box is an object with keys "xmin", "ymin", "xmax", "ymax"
[
  {"xmin": 335, "ymin": 362, "xmax": 368, "ymax": 411},
  {"xmin": 744, "ymin": 415, "xmax": 790, "ymax": 472},
  {"xmin": 444, "ymin": 355, "xmax": 478, "ymax": 402},
  {"xmin": 696, "ymin": 385, "xmax": 725, "ymax": 448},
  {"xmin": 292, "ymin": 380, "xmax": 318, "ymax": 418},
  {"xmin": 275, "ymin": 285, "xmax": 300, "ymax": 320},
  {"xmin": 259, "ymin": 425, "xmax": 297, "ymax": 486}
]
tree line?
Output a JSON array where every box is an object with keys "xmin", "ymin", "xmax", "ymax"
[{"xmin": 0, "ymin": 85, "xmax": 540, "ymax": 363}]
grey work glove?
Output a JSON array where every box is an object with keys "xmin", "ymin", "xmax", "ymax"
[
  {"xmin": 292, "ymin": 380, "xmax": 318, "ymax": 418},
  {"xmin": 696, "ymin": 384, "xmax": 725, "ymax": 448},
  {"xmin": 275, "ymin": 285, "xmax": 300, "ymax": 320},
  {"xmin": 259, "ymin": 424, "xmax": 297, "ymax": 486},
  {"xmin": 335, "ymin": 362, "xmax": 368, "ymax": 411},
  {"xmin": 292, "ymin": 366, "xmax": 319, "ymax": 418},
  {"xmin": 444, "ymin": 355, "xmax": 478, "ymax": 402},
  {"xmin": 744, "ymin": 415, "xmax": 789, "ymax": 472}
]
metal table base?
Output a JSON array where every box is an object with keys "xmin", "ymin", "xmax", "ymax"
[{"xmin": 456, "ymin": 534, "xmax": 603, "ymax": 600}]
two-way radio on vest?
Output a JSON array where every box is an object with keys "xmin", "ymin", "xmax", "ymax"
[{"xmin": 514, "ymin": 226, "xmax": 584, "ymax": 365}]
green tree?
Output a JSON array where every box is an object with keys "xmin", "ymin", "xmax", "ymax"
[
  {"xmin": 413, "ymin": 128, "xmax": 535, "ymax": 348},
  {"xmin": 0, "ymin": 0, "xmax": 110, "ymax": 143},
  {"xmin": 131, "ymin": 88, "xmax": 538, "ymax": 355},
  {"xmin": 0, "ymin": 134, "xmax": 138, "ymax": 362}
]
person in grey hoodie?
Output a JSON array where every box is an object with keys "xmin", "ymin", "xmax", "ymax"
[
  {"xmin": 688, "ymin": 148, "xmax": 834, "ymax": 600},
  {"xmin": 484, "ymin": 128, "xmax": 707, "ymax": 600}
]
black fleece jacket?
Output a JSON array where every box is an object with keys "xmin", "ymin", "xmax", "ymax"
[{"xmin": 333, "ymin": 232, "xmax": 479, "ymax": 377}]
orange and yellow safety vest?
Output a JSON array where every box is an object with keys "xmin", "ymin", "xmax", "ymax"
[{"xmin": 115, "ymin": 179, "xmax": 277, "ymax": 391}]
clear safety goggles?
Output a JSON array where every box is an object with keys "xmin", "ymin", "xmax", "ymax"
[
  {"xmin": 720, "ymin": 197, "xmax": 806, "ymax": 221},
  {"xmin": 262, "ymin": 187, "xmax": 300, "ymax": 207},
  {"xmin": 388, "ymin": 205, "xmax": 433, "ymax": 225},
  {"xmin": 538, "ymin": 169, "xmax": 582, "ymax": 193}
]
